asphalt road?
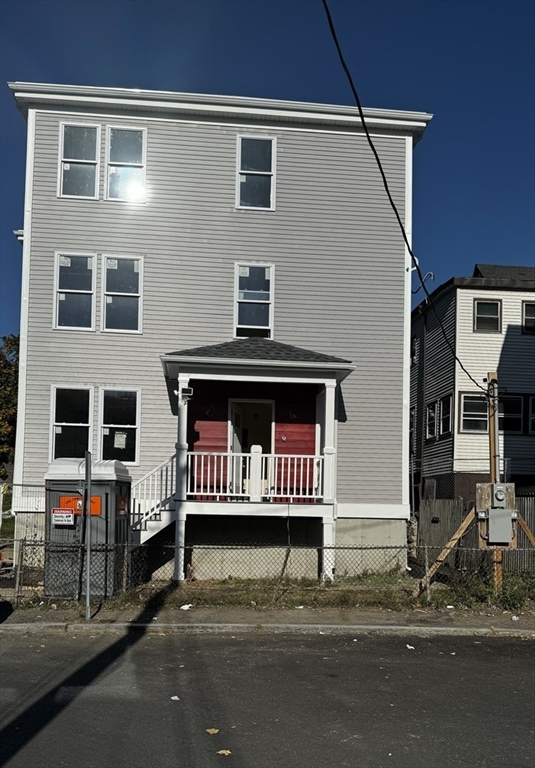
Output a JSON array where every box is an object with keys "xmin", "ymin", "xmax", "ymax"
[{"xmin": 0, "ymin": 631, "xmax": 533, "ymax": 768}]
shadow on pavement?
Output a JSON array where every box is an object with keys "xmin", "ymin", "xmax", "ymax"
[{"xmin": 0, "ymin": 582, "xmax": 178, "ymax": 766}]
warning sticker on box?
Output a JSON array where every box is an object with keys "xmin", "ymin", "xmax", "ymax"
[{"xmin": 52, "ymin": 509, "xmax": 74, "ymax": 526}]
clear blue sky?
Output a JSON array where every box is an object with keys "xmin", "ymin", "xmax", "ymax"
[{"xmin": 0, "ymin": 0, "xmax": 533, "ymax": 337}]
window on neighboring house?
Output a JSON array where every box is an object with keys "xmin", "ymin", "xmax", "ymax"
[
  {"xmin": 530, "ymin": 396, "xmax": 535, "ymax": 434},
  {"xmin": 53, "ymin": 388, "xmax": 91, "ymax": 459},
  {"xmin": 106, "ymin": 128, "xmax": 146, "ymax": 201},
  {"xmin": 237, "ymin": 137, "xmax": 275, "ymax": 209},
  {"xmin": 55, "ymin": 254, "xmax": 95, "ymax": 330},
  {"xmin": 235, "ymin": 263, "xmax": 273, "ymax": 338},
  {"xmin": 425, "ymin": 402, "xmax": 437, "ymax": 440},
  {"xmin": 440, "ymin": 395, "xmax": 452, "ymax": 435},
  {"xmin": 409, "ymin": 407, "xmax": 416, "ymax": 454},
  {"xmin": 461, "ymin": 394, "xmax": 488, "ymax": 432},
  {"xmin": 474, "ymin": 300, "xmax": 501, "ymax": 332},
  {"xmin": 101, "ymin": 390, "xmax": 139, "ymax": 463},
  {"xmin": 522, "ymin": 302, "xmax": 535, "ymax": 335},
  {"xmin": 103, "ymin": 257, "xmax": 142, "ymax": 332},
  {"xmin": 499, "ymin": 396, "xmax": 523, "ymax": 433},
  {"xmin": 59, "ymin": 124, "xmax": 99, "ymax": 198},
  {"xmin": 410, "ymin": 337, "xmax": 417, "ymax": 367}
]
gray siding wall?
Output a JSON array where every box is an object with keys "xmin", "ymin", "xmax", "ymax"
[
  {"xmin": 411, "ymin": 290, "xmax": 456, "ymax": 477},
  {"xmin": 21, "ymin": 108, "xmax": 407, "ymax": 504}
]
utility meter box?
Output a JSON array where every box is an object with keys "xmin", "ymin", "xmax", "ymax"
[{"xmin": 44, "ymin": 458, "xmax": 131, "ymax": 597}]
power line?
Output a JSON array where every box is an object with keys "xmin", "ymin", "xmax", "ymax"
[{"xmin": 321, "ymin": 0, "xmax": 488, "ymax": 396}]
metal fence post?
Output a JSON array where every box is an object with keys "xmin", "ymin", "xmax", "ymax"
[
  {"xmin": 85, "ymin": 451, "xmax": 92, "ymax": 621},
  {"xmin": 424, "ymin": 544, "xmax": 431, "ymax": 603}
]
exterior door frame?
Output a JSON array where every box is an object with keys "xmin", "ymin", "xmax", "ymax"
[{"xmin": 227, "ymin": 398, "xmax": 275, "ymax": 454}]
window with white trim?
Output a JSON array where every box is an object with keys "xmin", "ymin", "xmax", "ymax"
[
  {"xmin": 53, "ymin": 388, "xmax": 91, "ymax": 459},
  {"xmin": 55, "ymin": 254, "xmax": 95, "ymax": 330},
  {"xmin": 425, "ymin": 401, "xmax": 437, "ymax": 440},
  {"xmin": 439, "ymin": 395, "xmax": 452, "ymax": 435},
  {"xmin": 101, "ymin": 390, "xmax": 139, "ymax": 463},
  {"xmin": 499, "ymin": 396, "xmax": 523, "ymax": 433},
  {"xmin": 237, "ymin": 137, "xmax": 275, "ymax": 209},
  {"xmin": 106, "ymin": 128, "xmax": 146, "ymax": 201},
  {"xmin": 103, "ymin": 257, "xmax": 142, "ymax": 332},
  {"xmin": 474, "ymin": 300, "xmax": 501, "ymax": 332},
  {"xmin": 522, "ymin": 302, "xmax": 535, "ymax": 335},
  {"xmin": 235, "ymin": 264, "xmax": 273, "ymax": 338},
  {"xmin": 530, "ymin": 396, "xmax": 535, "ymax": 434},
  {"xmin": 461, "ymin": 394, "xmax": 488, "ymax": 432},
  {"xmin": 59, "ymin": 124, "xmax": 99, "ymax": 198}
]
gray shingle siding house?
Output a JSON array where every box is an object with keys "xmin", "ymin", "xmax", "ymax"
[
  {"xmin": 410, "ymin": 264, "xmax": 535, "ymax": 506},
  {"xmin": 10, "ymin": 82, "xmax": 432, "ymax": 575}
]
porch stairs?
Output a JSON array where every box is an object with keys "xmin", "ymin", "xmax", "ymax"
[{"xmin": 131, "ymin": 455, "xmax": 176, "ymax": 543}]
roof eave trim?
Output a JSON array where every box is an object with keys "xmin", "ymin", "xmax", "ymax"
[{"xmin": 160, "ymin": 354, "xmax": 355, "ymax": 372}]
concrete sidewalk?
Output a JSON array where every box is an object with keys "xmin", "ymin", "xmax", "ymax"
[{"xmin": 1, "ymin": 603, "xmax": 535, "ymax": 637}]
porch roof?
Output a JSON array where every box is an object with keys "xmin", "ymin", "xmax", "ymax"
[{"xmin": 161, "ymin": 337, "xmax": 354, "ymax": 383}]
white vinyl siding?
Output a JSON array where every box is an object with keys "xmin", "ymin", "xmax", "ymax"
[
  {"xmin": 236, "ymin": 136, "xmax": 276, "ymax": 210},
  {"xmin": 58, "ymin": 123, "xmax": 99, "ymax": 199},
  {"xmin": 54, "ymin": 253, "xmax": 95, "ymax": 330}
]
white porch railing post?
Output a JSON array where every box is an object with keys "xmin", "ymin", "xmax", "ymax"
[
  {"xmin": 249, "ymin": 445, "xmax": 262, "ymax": 502},
  {"xmin": 323, "ymin": 447, "xmax": 336, "ymax": 503}
]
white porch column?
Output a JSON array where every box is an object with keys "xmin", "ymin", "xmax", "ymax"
[
  {"xmin": 322, "ymin": 518, "xmax": 335, "ymax": 580},
  {"xmin": 323, "ymin": 381, "xmax": 337, "ymax": 503},
  {"xmin": 173, "ymin": 375, "xmax": 190, "ymax": 581},
  {"xmin": 249, "ymin": 445, "xmax": 262, "ymax": 502}
]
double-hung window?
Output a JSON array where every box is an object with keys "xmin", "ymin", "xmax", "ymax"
[
  {"xmin": 103, "ymin": 256, "xmax": 142, "ymax": 332},
  {"xmin": 59, "ymin": 124, "xmax": 99, "ymax": 198},
  {"xmin": 425, "ymin": 402, "xmax": 437, "ymax": 440},
  {"xmin": 101, "ymin": 389, "xmax": 139, "ymax": 463},
  {"xmin": 474, "ymin": 300, "xmax": 501, "ymax": 332},
  {"xmin": 106, "ymin": 127, "xmax": 146, "ymax": 201},
  {"xmin": 52, "ymin": 387, "xmax": 91, "ymax": 459},
  {"xmin": 530, "ymin": 396, "xmax": 535, "ymax": 434},
  {"xmin": 237, "ymin": 137, "xmax": 275, "ymax": 209},
  {"xmin": 499, "ymin": 396, "xmax": 523, "ymax": 433},
  {"xmin": 522, "ymin": 302, "xmax": 535, "ymax": 335},
  {"xmin": 461, "ymin": 394, "xmax": 488, "ymax": 432},
  {"xmin": 55, "ymin": 254, "xmax": 95, "ymax": 330},
  {"xmin": 235, "ymin": 263, "xmax": 273, "ymax": 338},
  {"xmin": 439, "ymin": 395, "xmax": 452, "ymax": 435}
]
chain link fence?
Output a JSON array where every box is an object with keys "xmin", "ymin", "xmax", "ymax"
[{"xmin": 1, "ymin": 539, "xmax": 533, "ymax": 610}]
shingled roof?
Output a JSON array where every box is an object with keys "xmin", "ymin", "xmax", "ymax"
[
  {"xmin": 165, "ymin": 337, "xmax": 351, "ymax": 365},
  {"xmin": 473, "ymin": 264, "xmax": 535, "ymax": 281}
]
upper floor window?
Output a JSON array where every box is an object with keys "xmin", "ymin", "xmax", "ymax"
[
  {"xmin": 237, "ymin": 137, "xmax": 275, "ymax": 210},
  {"xmin": 52, "ymin": 387, "xmax": 91, "ymax": 459},
  {"xmin": 474, "ymin": 299, "xmax": 501, "ymax": 333},
  {"xmin": 522, "ymin": 302, "xmax": 535, "ymax": 335},
  {"xmin": 100, "ymin": 389, "xmax": 139, "ymax": 464},
  {"xmin": 498, "ymin": 396, "xmax": 523, "ymax": 433},
  {"xmin": 439, "ymin": 395, "xmax": 452, "ymax": 435},
  {"xmin": 425, "ymin": 401, "xmax": 437, "ymax": 440},
  {"xmin": 235, "ymin": 263, "xmax": 273, "ymax": 338},
  {"xmin": 103, "ymin": 256, "xmax": 142, "ymax": 332},
  {"xmin": 106, "ymin": 128, "xmax": 146, "ymax": 202},
  {"xmin": 461, "ymin": 393, "xmax": 488, "ymax": 432},
  {"xmin": 55, "ymin": 254, "xmax": 95, "ymax": 330},
  {"xmin": 59, "ymin": 124, "xmax": 99, "ymax": 199}
]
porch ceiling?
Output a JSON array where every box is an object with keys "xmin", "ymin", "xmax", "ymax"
[{"xmin": 161, "ymin": 337, "xmax": 354, "ymax": 383}]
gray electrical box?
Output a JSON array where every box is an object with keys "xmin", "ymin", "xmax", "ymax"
[
  {"xmin": 488, "ymin": 508, "xmax": 513, "ymax": 545},
  {"xmin": 44, "ymin": 458, "xmax": 131, "ymax": 597}
]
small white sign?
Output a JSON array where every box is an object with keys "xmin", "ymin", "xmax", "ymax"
[
  {"xmin": 52, "ymin": 509, "xmax": 74, "ymax": 526},
  {"xmin": 59, "ymin": 255, "xmax": 71, "ymax": 267},
  {"xmin": 114, "ymin": 431, "xmax": 127, "ymax": 449},
  {"xmin": 107, "ymin": 258, "xmax": 118, "ymax": 270}
]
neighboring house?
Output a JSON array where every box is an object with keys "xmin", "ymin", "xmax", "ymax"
[
  {"xmin": 9, "ymin": 81, "xmax": 432, "ymax": 577},
  {"xmin": 410, "ymin": 263, "xmax": 535, "ymax": 506}
]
